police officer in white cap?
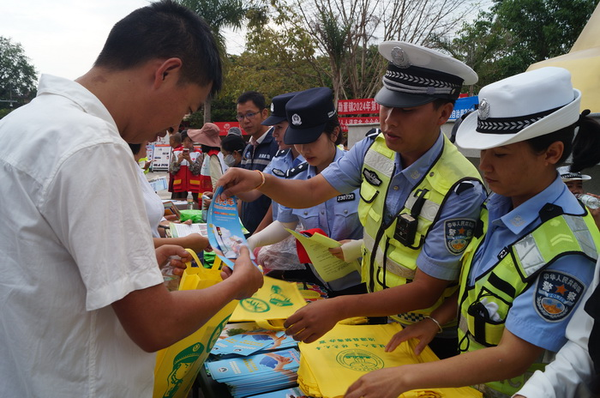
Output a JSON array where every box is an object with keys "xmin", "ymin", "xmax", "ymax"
[
  {"xmin": 217, "ymin": 42, "xmax": 487, "ymax": 359},
  {"xmin": 343, "ymin": 66, "xmax": 600, "ymax": 398},
  {"xmin": 558, "ymin": 165, "xmax": 600, "ymax": 229},
  {"xmin": 558, "ymin": 165, "xmax": 592, "ymax": 196}
]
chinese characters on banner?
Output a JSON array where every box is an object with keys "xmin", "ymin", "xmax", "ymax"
[{"xmin": 212, "ymin": 96, "xmax": 477, "ymax": 134}]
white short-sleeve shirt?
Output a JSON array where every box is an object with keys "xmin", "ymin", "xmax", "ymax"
[{"xmin": 0, "ymin": 75, "xmax": 164, "ymax": 397}]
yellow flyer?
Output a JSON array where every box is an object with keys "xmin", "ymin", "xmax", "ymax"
[{"xmin": 286, "ymin": 229, "xmax": 360, "ymax": 282}]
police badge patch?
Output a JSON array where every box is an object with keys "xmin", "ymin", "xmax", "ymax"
[
  {"xmin": 272, "ymin": 168, "xmax": 285, "ymax": 177},
  {"xmin": 535, "ymin": 270, "xmax": 584, "ymax": 322},
  {"xmin": 444, "ymin": 219, "xmax": 476, "ymax": 254},
  {"xmin": 363, "ymin": 169, "xmax": 382, "ymax": 186}
]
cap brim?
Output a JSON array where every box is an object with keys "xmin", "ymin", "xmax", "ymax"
[
  {"xmin": 262, "ymin": 115, "xmax": 286, "ymax": 126},
  {"xmin": 284, "ymin": 124, "xmax": 325, "ymax": 145},
  {"xmin": 375, "ymin": 87, "xmax": 436, "ymax": 109},
  {"xmin": 562, "ymin": 175, "xmax": 592, "ymax": 182},
  {"xmin": 456, "ymin": 89, "xmax": 581, "ymax": 150}
]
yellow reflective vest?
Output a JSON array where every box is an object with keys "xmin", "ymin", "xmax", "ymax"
[
  {"xmin": 458, "ymin": 204, "xmax": 600, "ymax": 396},
  {"xmin": 358, "ymin": 132, "xmax": 482, "ymax": 325}
]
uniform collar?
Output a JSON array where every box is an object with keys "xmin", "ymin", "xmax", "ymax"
[
  {"xmin": 250, "ymin": 126, "xmax": 273, "ymax": 146},
  {"xmin": 306, "ymin": 147, "xmax": 344, "ymax": 177},
  {"xmin": 396, "ymin": 131, "xmax": 444, "ymax": 183},
  {"xmin": 489, "ymin": 175, "xmax": 575, "ymax": 235}
]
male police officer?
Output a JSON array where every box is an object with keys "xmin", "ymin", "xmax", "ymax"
[{"xmin": 218, "ymin": 41, "xmax": 487, "ymax": 358}]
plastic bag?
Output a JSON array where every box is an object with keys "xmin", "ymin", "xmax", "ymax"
[
  {"xmin": 179, "ymin": 209, "xmax": 204, "ymax": 223},
  {"xmin": 257, "ymin": 233, "xmax": 306, "ymax": 274}
]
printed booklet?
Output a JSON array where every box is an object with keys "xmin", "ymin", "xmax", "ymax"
[
  {"xmin": 206, "ymin": 348, "xmax": 300, "ymax": 398},
  {"xmin": 207, "ymin": 186, "xmax": 256, "ymax": 268},
  {"xmin": 211, "ymin": 329, "xmax": 298, "ymax": 357}
]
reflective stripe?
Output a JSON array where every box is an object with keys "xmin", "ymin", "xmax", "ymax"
[
  {"xmin": 513, "ymin": 235, "xmax": 546, "ymax": 278},
  {"xmin": 458, "ymin": 207, "xmax": 600, "ymax": 396},
  {"xmin": 364, "ymin": 147, "xmax": 395, "ymax": 176},
  {"xmin": 363, "ymin": 232, "xmax": 415, "ymax": 280},
  {"xmin": 564, "ymin": 214, "xmax": 598, "ymax": 259},
  {"xmin": 405, "ymin": 194, "xmax": 440, "ymax": 222}
]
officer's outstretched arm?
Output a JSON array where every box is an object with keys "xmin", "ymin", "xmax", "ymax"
[
  {"xmin": 217, "ymin": 168, "xmax": 339, "ymax": 208},
  {"xmin": 344, "ymin": 329, "xmax": 544, "ymax": 398},
  {"xmin": 284, "ymin": 268, "xmax": 449, "ymax": 343}
]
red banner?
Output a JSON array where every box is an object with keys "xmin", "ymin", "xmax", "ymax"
[
  {"xmin": 339, "ymin": 116, "xmax": 379, "ymax": 132},
  {"xmin": 212, "ymin": 121, "xmax": 246, "ymax": 136},
  {"xmin": 337, "ymin": 98, "xmax": 380, "ymax": 115}
]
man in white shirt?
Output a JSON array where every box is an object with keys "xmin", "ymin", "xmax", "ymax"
[{"xmin": 0, "ymin": 1, "xmax": 263, "ymax": 397}]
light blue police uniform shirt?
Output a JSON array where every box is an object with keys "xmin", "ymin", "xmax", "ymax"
[
  {"xmin": 278, "ymin": 147, "xmax": 362, "ymax": 241},
  {"xmin": 278, "ymin": 147, "xmax": 363, "ymax": 292},
  {"xmin": 263, "ymin": 149, "xmax": 304, "ymax": 219},
  {"xmin": 321, "ymin": 132, "xmax": 487, "ymax": 281},
  {"xmin": 470, "ymin": 176, "xmax": 595, "ymax": 352}
]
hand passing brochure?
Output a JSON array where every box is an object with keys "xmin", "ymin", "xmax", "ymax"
[{"xmin": 207, "ymin": 186, "xmax": 257, "ymax": 269}]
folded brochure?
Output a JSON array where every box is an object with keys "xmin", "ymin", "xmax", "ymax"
[{"xmin": 207, "ymin": 186, "xmax": 256, "ymax": 268}]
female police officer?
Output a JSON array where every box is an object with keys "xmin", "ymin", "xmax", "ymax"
[
  {"xmin": 345, "ymin": 67, "xmax": 600, "ymax": 398},
  {"xmin": 247, "ymin": 87, "xmax": 365, "ymax": 296}
]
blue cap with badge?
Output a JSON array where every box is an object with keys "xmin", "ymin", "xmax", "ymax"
[
  {"xmin": 375, "ymin": 41, "xmax": 478, "ymax": 108},
  {"xmin": 284, "ymin": 87, "xmax": 336, "ymax": 145},
  {"xmin": 262, "ymin": 91, "xmax": 299, "ymax": 126}
]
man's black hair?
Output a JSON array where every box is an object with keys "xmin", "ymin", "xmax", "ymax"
[
  {"xmin": 237, "ymin": 91, "xmax": 266, "ymax": 110},
  {"xmin": 94, "ymin": 0, "xmax": 222, "ymax": 96}
]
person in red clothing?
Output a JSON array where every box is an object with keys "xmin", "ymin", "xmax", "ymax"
[
  {"xmin": 169, "ymin": 129, "xmax": 203, "ymax": 203},
  {"xmin": 189, "ymin": 122, "xmax": 227, "ymax": 192},
  {"xmin": 168, "ymin": 131, "xmax": 184, "ymax": 199}
]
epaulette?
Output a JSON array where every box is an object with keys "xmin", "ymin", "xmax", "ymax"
[
  {"xmin": 274, "ymin": 149, "xmax": 290, "ymax": 158},
  {"xmin": 285, "ymin": 162, "xmax": 308, "ymax": 178},
  {"xmin": 365, "ymin": 128, "xmax": 380, "ymax": 139}
]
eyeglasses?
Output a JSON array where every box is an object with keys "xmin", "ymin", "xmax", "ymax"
[{"xmin": 236, "ymin": 111, "xmax": 260, "ymax": 121}]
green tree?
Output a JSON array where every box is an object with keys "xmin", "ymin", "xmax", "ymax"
[
  {"xmin": 211, "ymin": 51, "xmax": 326, "ymax": 123},
  {"xmin": 247, "ymin": 0, "xmax": 475, "ymax": 102},
  {"xmin": 0, "ymin": 36, "xmax": 37, "ymax": 112},
  {"xmin": 437, "ymin": 0, "xmax": 599, "ymax": 92},
  {"xmin": 177, "ymin": 0, "xmax": 267, "ymax": 122}
]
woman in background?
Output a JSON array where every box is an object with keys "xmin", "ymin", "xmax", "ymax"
[
  {"xmin": 248, "ymin": 87, "xmax": 364, "ymax": 297},
  {"xmin": 189, "ymin": 123, "xmax": 228, "ymax": 191},
  {"xmin": 220, "ymin": 134, "xmax": 246, "ymax": 168}
]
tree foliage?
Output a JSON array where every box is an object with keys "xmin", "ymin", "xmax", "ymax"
[
  {"xmin": 0, "ymin": 36, "xmax": 37, "ymax": 110},
  {"xmin": 177, "ymin": 0, "xmax": 268, "ymax": 122},
  {"xmin": 245, "ymin": 0, "xmax": 476, "ymax": 102},
  {"xmin": 211, "ymin": 52, "xmax": 326, "ymax": 123},
  {"xmin": 435, "ymin": 0, "xmax": 599, "ymax": 92}
]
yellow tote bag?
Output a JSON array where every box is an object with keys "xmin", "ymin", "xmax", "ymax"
[
  {"xmin": 153, "ymin": 250, "xmax": 238, "ymax": 398},
  {"xmin": 297, "ymin": 323, "xmax": 482, "ymax": 398},
  {"xmin": 228, "ymin": 276, "xmax": 306, "ymax": 330}
]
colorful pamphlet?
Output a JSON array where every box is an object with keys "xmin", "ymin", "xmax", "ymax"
[
  {"xmin": 246, "ymin": 386, "xmax": 306, "ymax": 397},
  {"xmin": 206, "ymin": 348, "xmax": 300, "ymax": 398},
  {"xmin": 211, "ymin": 329, "xmax": 298, "ymax": 357},
  {"xmin": 207, "ymin": 186, "xmax": 255, "ymax": 268}
]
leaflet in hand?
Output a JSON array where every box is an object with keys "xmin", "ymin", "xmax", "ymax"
[
  {"xmin": 207, "ymin": 186, "xmax": 255, "ymax": 268},
  {"xmin": 286, "ymin": 229, "xmax": 360, "ymax": 282}
]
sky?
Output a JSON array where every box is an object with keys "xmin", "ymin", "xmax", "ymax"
[{"xmin": 2, "ymin": 0, "xmax": 246, "ymax": 82}]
